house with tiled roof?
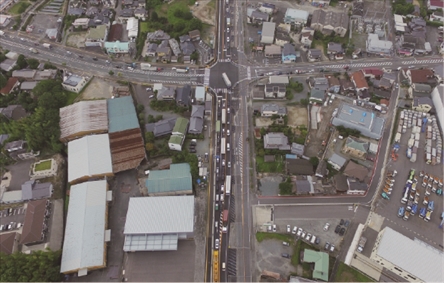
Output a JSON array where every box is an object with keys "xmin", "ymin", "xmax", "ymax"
[
  {"xmin": 405, "ymin": 69, "xmax": 436, "ymax": 86},
  {"xmin": 343, "ymin": 161, "xmax": 368, "ymax": 182},
  {"xmin": 0, "ymin": 77, "xmax": 19, "ymax": 95},
  {"xmin": 342, "ymin": 136, "xmax": 368, "ymax": 159},
  {"xmin": 310, "ymin": 10, "xmax": 349, "ymax": 37},
  {"xmin": 168, "ymin": 117, "xmax": 189, "ymax": 151},
  {"xmin": 351, "ymin": 70, "xmax": 369, "ymax": 91},
  {"xmin": 362, "ymin": 68, "xmax": 384, "ymax": 79}
]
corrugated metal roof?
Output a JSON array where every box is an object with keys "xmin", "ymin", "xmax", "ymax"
[
  {"xmin": 107, "ymin": 96, "xmax": 139, "ymax": 133},
  {"xmin": 124, "ymin": 195, "xmax": 194, "ymax": 235},
  {"xmin": 376, "ymin": 227, "xmax": 444, "ymax": 282},
  {"xmin": 145, "ymin": 163, "xmax": 192, "ymax": 194},
  {"xmin": 60, "ymin": 180, "xmax": 108, "ymax": 274},
  {"xmin": 109, "ymin": 128, "xmax": 145, "ymax": 173},
  {"xmin": 68, "ymin": 134, "xmax": 113, "ymax": 183}
]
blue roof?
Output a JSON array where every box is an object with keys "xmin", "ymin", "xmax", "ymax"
[{"xmin": 107, "ymin": 96, "xmax": 139, "ymax": 133}]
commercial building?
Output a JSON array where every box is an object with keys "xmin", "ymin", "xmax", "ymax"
[
  {"xmin": 302, "ymin": 250, "xmax": 329, "ymax": 281},
  {"xmin": 284, "ymin": 8, "xmax": 309, "ymax": 25},
  {"xmin": 61, "ymin": 74, "xmax": 91, "ymax": 93},
  {"xmin": 261, "ymin": 22, "xmax": 276, "ymax": 44},
  {"xmin": 59, "ymin": 100, "xmax": 108, "ymax": 143},
  {"xmin": 366, "ymin": 33, "xmax": 393, "ymax": 56},
  {"xmin": 431, "ymin": 84, "xmax": 444, "ymax": 132},
  {"xmin": 145, "ymin": 163, "xmax": 193, "ymax": 196},
  {"xmin": 370, "ymin": 227, "xmax": 444, "ymax": 282},
  {"xmin": 20, "ymin": 199, "xmax": 49, "ymax": 246},
  {"xmin": 332, "ymin": 103, "xmax": 385, "ymax": 140},
  {"xmin": 123, "ymin": 195, "xmax": 194, "ymax": 251},
  {"xmin": 60, "ymin": 180, "xmax": 111, "ymax": 276}
]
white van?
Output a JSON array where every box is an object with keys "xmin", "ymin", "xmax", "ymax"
[
  {"xmin": 310, "ymin": 235, "xmax": 316, "ymax": 244},
  {"xmin": 227, "ymin": 143, "xmax": 230, "ymax": 151},
  {"xmin": 216, "ymin": 194, "xmax": 219, "ymax": 202},
  {"xmin": 222, "ymin": 262, "xmax": 226, "ymax": 271}
]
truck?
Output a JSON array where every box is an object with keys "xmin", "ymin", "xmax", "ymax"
[
  {"xmin": 225, "ymin": 175, "xmax": 231, "ymax": 195},
  {"xmin": 394, "ymin": 133, "xmax": 401, "ymax": 143},
  {"xmin": 223, "ymin": 209, "xmax": 229, "ymax": 223},
  {"xmin": 140, "ymin": 63, "xmax": 152, "ymax": 70},
  {"xmin": 222, "ymin": 72, "xmax": 232, "ymax": 88},
  {"xmin": 29, "ymin": 48, "xmax": 38, "ymax": 54},
  {"xmin": 176, "ymin": 67, "xmax": 189, "ymax": 73},
  {"xmin": 221, "ymin": 137, "xmax": 226, "ymax": 155},
  {"xmin": 0, "ymin": 31, "xmax": 5, "ymax": 36},
  {"xmin": 42, "ymin": 43, "xmax": 51, "ymax": 49},
  {"xmin": 357, "ymin": 237, "xmax": 367, "ymax": 253},
  {"xmin": 408, "ymin": 138, "xmax": 415, "ymax": 148},
  {"xmin": 221, "ymin": 109, "xmax": 226, "ymax": 125},
  {"xmin": 227, "ymin": 18, "xmax": 231, "ymax": 26}
]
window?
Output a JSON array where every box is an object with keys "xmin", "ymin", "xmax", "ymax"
[{"xmin": 407, "ymin": 275, "xmax": 416, "ymax": 280}]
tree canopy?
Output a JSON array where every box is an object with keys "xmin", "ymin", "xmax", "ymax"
[{"xmin": 0, "ymin": 249, "xmax": 62, "ymax": 282}]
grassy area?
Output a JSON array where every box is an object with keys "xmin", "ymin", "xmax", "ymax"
[
  {"xmin": 140, "ymin": 22, "xmax": 150, "ymax": 33},
  {"xmin": 9, "ymin": 1, "xmax": 31, "ymax": 15},
  {"xmin": 256, "ymin": 155, "xmax": 285, "ymax": 173},
  {"xmin": 256, "ymin": 232, "xmax": 293, "ymax": 243},
  {"xmin": 155, "ymin": 0, "xmax": 195, "ymax": 18},
  {"xmin": 334, "ymin": 262, "xmax": 374, "ymax": 282},
  {"xmin": 66, "ymin": 91, "xmax": 79, "ymax": 105},
  {"xmin": 64, "ymin": 194, "xmax": 69, "ymax": 213},
  {"xmin": 390, "ymin": 108, "xmax": 401, "ymax": 144},
  {"xmin": 34, "ymin": 160, "xmax": 52, "ymax": 171}
]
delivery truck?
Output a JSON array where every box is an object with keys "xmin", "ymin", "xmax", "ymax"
[{"xmin": 43, "ymin": 43, "xmax": 51, "ymax": 49}]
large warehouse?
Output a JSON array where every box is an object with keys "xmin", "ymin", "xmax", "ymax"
[
  {"xmin": 332, "ymin": 103, "xmax": 385, "ymax": 140},
  {"xmin": 60, "ymin": 180, "xmax": 111, "ymax": 276},
  {"xmin": 370, "ymin": 227, "xmax": 444, "ymax": 282},
  {"xmin": 107, "ymin": 96, "xmax": 145, "ymax": 173},
  {"xmin": 59, "ymin": 100, "xmax": 108, "ymax": 143},
  {"xmin": 67, "ymin": 134, "xmax": 113, "ymax": 184},
  {"xmin": 123, "ymin": 196, "xmax": 194, "ymax": 252},
  {"xmin": 145, "ymin": 163, "xmax": 193, "ymax": 196},
  {"xmin": 431, "ymin": 84, "xmax": 444, "ymax": 132}
]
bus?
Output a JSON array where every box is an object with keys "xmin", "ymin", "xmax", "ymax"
[
  {"xmin": 221, "ymin": 138, "xmax": 226, "ymax": 155},
  {"xmin": 401, "ymin": 186, "xmax": 410, "ymax": 204},
  {"xmin": 216, "ymin": 120, "xmax": 221, "ymax": 133},
  {"xmin": 225, "ymin": 175, "xmax": 231, "ymax": 195},
  {"xmin": 222, "ymin": 72, "xmax": 232, "ymax": 88},
  {"xmin": 213, "ymin": 250, "xmax": 219, "ymax": 282},
  {"xmin": 221, "ymin": 109, "xmax": 226, "ymax": 124}
]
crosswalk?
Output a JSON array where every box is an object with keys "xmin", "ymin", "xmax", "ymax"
[
  {"xmin": 247, "ymin": 67, "xmax": 251, "ymax": 80},
  {"xmin": 401, "ymin": 59, "xmax": 444, "ymax": 64},
  {"xmin": 204, "ymin": 68, "xmax": 211, "ymax": 86},
  {"xmin": 218, "ymin": 58, "xmax": 231, "ymax": 63},
  {"xmin": 329, "ymin": 62, "xmax": 393, "ymax": 69},
  {"xmin": 150, "ymin": 79, "xmax": 199, "ymax": 85}
]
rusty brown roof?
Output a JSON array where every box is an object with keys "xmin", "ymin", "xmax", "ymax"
[
  {"xmin": 0, "ymin": 232, "xmax": 17, "ymax": 255},
  {"xmin": 20, "ymin": 199, "xmax": 46, "ymax": 245},
  {"xmin": 109, "ymin": 128, "xmax": 145, "ymax": 173},
  {"xmin": 351, "ymin": 70, "xmax": 368, "ymax": 89}
]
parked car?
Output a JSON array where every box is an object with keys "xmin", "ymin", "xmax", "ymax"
[
  {"xmin": 286, "ymin": 225, "xmax": 291, "ymax": 233},
  {"xmin": 315, "ymin": 238, "xmax": 321, "ymax": 245},
  {"xmin": 334, "ymin": 225, "xmax": 341, "ymax": 234},
  {"xmin": 344, "ymin": 220, "xmax": 350, "ymax": 227},
  {"xmin": 281, "ymin": 253, "xmax": 290, "ymax": 258},
  {"xmin": 398, "ymin": 206, "xmax": 405, "ymax": 217},
  {"xmin": 340, "ymin": 219, "xmax": 344, "ymax": 225},
  {"xmin": 292, "ymin": 226, "xmax": 297, "ymax": 234},
  {"xmin": 305, "ymin": 233, "xmax": 312, "ymax": 241},
  {"xmin": 215, "ymin": 239, "xmax": 219, "ymax": 249},
  {"xmin": 330, "ymin": 244, "xmax": 335, "ymax": 252},
  {"xmin": 339, "ymin": 227, "xmax": 346, "ymax": 236},
  {"xmin": 296, "ymin": 228, "xmax": 303, "ymax": 237},
  {"xmin": 324, "ymin": 242, "xmax": 330, "ymax": 251},
  {"xmin": 282, "ymin": 241, "xmax": 290, "ymax": 246},
  {"xmin": 323, "ymin": 223, "xmax": 330, "ymax": 231},
  {"xmin": 301, "ymin": 231, "xmax": 306, "ymax": 238}
]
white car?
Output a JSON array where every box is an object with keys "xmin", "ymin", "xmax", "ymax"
[
  {"xmin": 292, "ymin": 226, "xmax": 297, "ymax": 234},
  {"xmin": 296, "ymin": 228, "xmax": 303, "ymax": 237},
  {"xmin": 227, "ymin": 37, "xmax": 230, "ymax": 42},
  {"xmin": 215, "ymin": 239, "xmax": 220, "ymax": 250},
  {"xmin": 67, "ymin": 51, "xmax": 72, "ymax": 54},
  {"xmin": 227, "ymin": 161, "xmax": 231, "ymax": 168},
  {"xmin": 306, "ymin": 233, "xmax": 312, "ymax": 241},
  {"xmin": 286, "ymin": 225, "xmax": 291, "ymax": 233},
  {"xmin": 272, "ymin": 224, "xmax": 276, "ymax": 232},
  {"xmin": 146, "ymin": 87, "xmax": 152, "ymax": 91},
  {"xmin": 323, "ymin": 223, "xmax": 330, "ymax": 231},
  {"xmin": 222, "ymin": 159, "xmax": 225, "ymax": 166},
  {"xmin": 301, "ymin": 231, "xmax": 306, "ymax": 238},
  {"xmin": 227, "ymin": 130, "xmax": 230, "ymax": 136}
]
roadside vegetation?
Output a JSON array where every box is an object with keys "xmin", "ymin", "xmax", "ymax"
[
  {"xmin": 334, "ymin": 262, "xmax": 375, "ymax": 282},
  {"xmin": 9, "ymin": 1, "xmax": 31, "ymax": 15},
  {"xmin": 256, "ymin": 232, "xmax": 293, "ymax": 243}
]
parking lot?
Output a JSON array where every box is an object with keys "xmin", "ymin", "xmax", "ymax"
[
  {"xmin": 0, "ymin": 206, "xmax": 26, "ymax": 232},
  {"xmin": 28, "ymin": 14, "xmax": 60, "ymax": 40},
  {"xmin": 373, "ymin": 109, "xmax": 443, "ymax": 249}
]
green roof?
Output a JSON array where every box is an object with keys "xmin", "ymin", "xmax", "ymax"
[
  {"xmin": 303, "ymin": 249, "xmax": 329, "ymax": 281},
  {"xmin": 107, "ymin": 96, "xmax": 139, "ymax": 133},
  {"xmin": 104, "ymin": 41, "xmax": 130, "ymax": 51},
  {"xmin": 345, "ymin": 137, "xmax": 368, "ymax": 153},
  {"xmin": 87, "ymin": 25, "xmax": 107, "ymax": 40},
  {"xmin": 168, "ymin": 135, "xmax": 183, "ymax": 145},
  {"xmin": 173, "ymin": 117, "xmax": 189, "ymax": 135},
  {"xmin": 145, "ymin": 163, "xmax": 192, "ymax": 194}
]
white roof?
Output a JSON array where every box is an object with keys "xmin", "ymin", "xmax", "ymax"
[
  {"xmin": 376, "ymin": 227, "xmax": 444, "ymax": 282},
  {"xmin": 269, "ymin": 76, "xmax": 289, "ymax": 84},
  {"xmin": 60, "ymin": 180, "xmax": 108, "ymax": 274},
  {"xmin": 67, "ymin": 134, "xmax": 113, "ymax": 183},
  {"xmin": 285, "ymin": 8, "xmax": 309, "ymax": 20},
  {"xmin": 124, "ymin": 196, "xmax": 194, "ymax": 235},
  {"xmin": 394, "ymin": 14, "xmax": 405, "ymax": 24}
]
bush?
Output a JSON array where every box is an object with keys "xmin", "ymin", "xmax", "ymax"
[{"xmin": 279, "ymin": 180, "xmax": 293, "ymax": 195}]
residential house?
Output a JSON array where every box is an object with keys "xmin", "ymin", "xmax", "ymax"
[
  {"xmin": 284, "ymin": 8, "xmax": 309, "ymax": 25},
  {"xmin": 328, "ymin": 153, "xmax": 347, "ymax": 170},
  {"xmin": 156, "ymin": 85, "xmax": 176, "ymax": 101},
  {"xmin": 180, "ymin": 41, "xmax": 196, "ymax": 56},
  {"xmin": 168, "ymin": 117, "xmax": 189, "ymax": 151},
  {"xmin": 427, "ymin": 0, "xmax": 444, "ymax": 10},
  {"xmin": 275, "ymin": 33, "xmax": 290, "ymax": 47},
  {"xmin": 269, "ymin": 76, "xmax": 289, "ymax": 84},
  {"xmin": 302, "ymin": 250, "xmax": 329, "ymax": 282},
  {"xmin": 327, "ymin": 42, "xmax": 344, "ymax": 60},
  {"xmin": 261, "ymin": 22, "xmax": 276, "ymax": 44},
  {"xmin": 375, "ymin": 78, "xmax": 393, "ymax": 91},
  {"xmin": 145, "ymin": 117, "xmax": 177, "ymax": 137},
  {"xmin": 127, "ymin": 17, "xmax": 138, "ymax": 40},
  {"xmin": 0, "ymin": 59, "xmax": 17, "ymax": 72},
  {"xmin": 20, "ymin": 81, "xmax": 38, "ymax": 92},
  {"xmin": 300, "ymin": 28, "xmax": 314, "ymax": 48},
  {"xmin": 249, "ymin": 10, "xmax": 269, "ymax": 24},
  {"xmin": 85, "ymin": 25, "xmax": 108, "ymax": 47},
  {"xmin": 362, "ymin": 68, "xmax": 384, "ymax": 80},
  {"xmin": 104, "ymin": 41, "xmax": 130, "ymax": 54},
  {"xmin": 72, "ymin": 18, "xmax": 90, "ymax": 29},
  {"xmin": 45, "ymin": 28, "xmax": 58, "ymax": 40},
  {"xmin": 286, "ymin": 159, "xmax": 314, "ymax": 175},
  {"xmin": 309, "ymin": 76, "xmax": 329, "ymax": 91},
  {"xmin": 61, "ymin": 74, "xmax": 90, "ymax": 93},
  {"xmin": 351, "ymin": 70, "xmax": 369, "ymax": 92},
  {"xmin": 327, "ymin": 76, "xmax": 341, "ymax": 93},
  {"xmin": 188, "ymin": 30, "xmax": 201, "ymax": 41},
  {"xmin": 342, "ymin": 136, "xmax": 368, "ymax": 159},
  {"xmin": 343, "ymin": 161, "xmax": 368, "ymax": 182},
  {"xmin": 0, "ymin": 105, "xmax": 27, "ymax": 120},
  {"xmin": 310, "ymin": 89, "xmax": 325, "ymax": 104},
  {"xmin": 291, "ymin": 143, "xmax": 304, "ymax": 156},
  {"xmin": 195, "ymin": 86, "xmax": 206, "ymax": 103},
  {"xmin": 265, "ymin": 84, "xmax": 286, "ymax": 99},
  {"xmin": 179, "ymin": 35, "xmax": 191, "ymax": 43},
  {"xmin": 169, "ymin": 38, "xmax": 181, "ymax": 57},
  {"xmin": 67, "ymin": 8, "xmax": 84, "ymax": 16},
  {"xmin": 147, "ymin": 30, "xmax": 170, "ymax": 42},
  {"xmin": 4, "ymin": 140, "xmax": 26, "ymax": 158},
  {"xmin": 134, "ymin": 8, "xmax": 147, "ymax": 20},
  {"xmin": 307, "ymin": 49, "xmax": 322, "ymax": 62},
  {"xmin": 259, "ymin": 3, "xmax": 275, "ymax": 14},
  {"xmin": 282, "ymin": 43, "xmax": 297, "ymax": 63},
  {"xmin": 144, "ymin": 42, "xmax": 158, "ymax": 57},
  {"xmin": 311, "ymin": 10, "xmax": 349, "ymax": 37},
  {"xmin": 366, "ymin": 33, "xmax": 393, "ymax": 56},
  {"xmin": 408, "ymin": 83, "xmax": 432, "ymax": 97},
  {"xmin": 21, "ymin": 180, "xmax": 53, "ymax": 201},
  {"xmin": 85, "ymin": 6, "xmax": 99, "ymax": 17},
  {"xmin": 118, "ymin": 9, "xmax": 134, "ymax": 22},
  {"xmin": 264, "ymin": 132, "xmax": 290, "ymax": 150},
  {"xmin": 404, "ymin": 69, "xmax": 436, "ymax": 86},
  {"xmin": 261, "ymin": 104, "xmax": 287, "ymax": 117},
  {"xmin": 183, "ymin": 56, "xmax": 191, "ymax": 64},
  {"xmin": 176, "ymin": 85, "xmax": 191, "ymax": 107},
  {"xmin": 107, "ymin": 24, "xmax": 123, "ymax": 41},
  {"xmin": 412, "ymin": 97, "xmax": 433, "ymax": 113},
  {"xmin": 89, "ymin": 14, "xmax": 110, "ymax": 28},
  {"xmin": 295, "ymin": 178, "xmax": 313, "ymax": 194},
  {"xmin": 189, "ymin": 105, "xmax": 205, "ymax": 134},
  {"xmin": 340, "ymin": 78, "xmax": 355, "ymax": 94},
  {"xmin": 0, "ymin": 77, "xmax": 19, "ymax": 95},
  {"xmin": 264, "ymin": 44, "xmax": 282, "ymax": 58},
  {"xmin": 156, "ymin": 40, "xmax": 172, "ymax": 63}
]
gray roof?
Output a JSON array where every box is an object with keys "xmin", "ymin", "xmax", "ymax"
[
  {"xmin": 60, "ymin": 180, "xmax": 107, "ymax": 274},
  {"xmin": 195, "ymin": 86, "xmax": 205, "ymax": 100},
  {"xmin": 332, "ymin": 103, "xmax": 386, "ymax": 140},
  {"xmin": 375, "ymin": 227, "xmax": 444, "ymax": 282},
  {"xmin": 264, "ymin": 132, "xmax": 290, "ymax": 150},
  {"xmin": 0, "ymin": 134, "xmax": 9, "ymax": 145},
  {"xmin": 327, "ymin": 42, "xmax": 343, "ymax": 53},
  {"xmin": 68, "ymin": 7, "xmax": 84, "ymax": 16},
  {"xmin": 63, "ymin": 75, "xmax": 83, "ymax": 87},
  {"xmin": 176, "ymin": 85, "xmax": 191, "ymax": 105},
  {"xmin": 412, "ymin": 83, "xmax": 432, "ymax": 93},
  {"xmin": 311, "ymin": 10, "xmax": 349, "ymax": 30},
  {"xmin": 147, "ymin": 30, "xmax": 170, "ymax": 42},
  {"xmin": 282, "ymin": 43, "xmax": 296, "ymax": 56},
  {"xmin": 262, "ymin": 22, "xmax": 276, "ymax": 38},
  {"xmin": 179, "ymin": 34, "xmax": 190, "ymax": 42},
  {"xmin": 179, "ymin": 41, "xmax": 195, "ymax": 56},
  {"xmin": 0, "ymin": 59, "xmax": 17, "ymax": 71},
  {"xmin": 329, "ymin": 153, "xmax": 347, "ymax": 168},
  {"xmin": 157, "ymin": 86, "xmax": 176, "ymax": 100},
  {"xmin": 261, "ymin": 104, "xmax": 287, "ymax": 115},
  {"xmin": 413, "ymin": 96, "xmax": 433, "ymax": 107},
  {"xmin": 21, "ymin": 180, "xmax": 52, "ymax": 201},
  {"xmin": 251, "ymin": 10, "xmax": 269, "ymax": 21},
  {"xmin": 20, "ymin": 81, "xmax": 38, "ymax": 90},
  {"xmin": 191, "ymin": 105, "xmax": 205, "ymax": 118},
  {"xmin": 265, "ymin": 83, "xmax": 286, "ymax": 93},
  {"xmin": 145, "ymin": 117, "xmax": 177, "ymax": 137},
  {"xmin": 124, "ymin": 195, "xmax": 194, "ymax": 235},
  {"xmin": 295, "ymin": 179, "xmax": 311, "ymax": 193},
  {"xmin": 310, "ymin": 89, "xmax": 325, "ymax": 101},
  {"xmin": 291, "ymin": 143, "xmax": 304, "ymax": 155}
]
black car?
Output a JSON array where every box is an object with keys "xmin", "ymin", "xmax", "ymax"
[
  {"xmin": 92, "ymin": 57, "xmax": 98, "ymax": 61},
  {"xmin": 189, "ymin": 149, "xmax": 196, "ymax": 153},
  {"xmin": 78, "ymin": 55, "xmax": 84, "ymax": 58},
  {"xmin": 281, "ymin": 253, "xmax": 290, "ymax": 258},
  {"xmin": 315, "ymin": 238, "xmax": 320, "ymax": 245},
  {"xmin": 339, "ymin": 227, "xmax": 346, "ymax": 236},
  {"xmin": 340, "ymin": 219, "xmax": 345, "ymax": 225},
  {"xmin": 324, "ymin": 242, "xmax": 330, "ymax": 251},
  {"xmin": 115, "ymin": 65, "xmax": 121, "ymax": 69},
  {"xmin": 344, "ymin": 220, "xmax": 350, "ymax": 227},
  {"xmin": 334, "ymin": 225, "xmax": 341, "ymax": 234}
]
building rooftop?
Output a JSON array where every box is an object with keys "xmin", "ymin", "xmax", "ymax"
[
  {"xmin": 20, "ymin": 199, "xmax": 46, "ymax": 245},
  {"xmin": 343, "ymin": 161, "xmax": 368, "ymax": 181},
  {"xmin": 285, "ymin": 8, "xmax": 309, "ymax": 21},
  {"xmin": 262, "ymin": 22, "xmax": 276, "ymax": 38},
  {"xmin": 63, "ymin": 74, "xmax": 84, "ymax": 87},
  {"xmin": 107, "ymin": 96, "xmax": 139, "ymax": 133},
  {"xmin": 172, "ymin": 117, "xmax": 189, "ymax": 135},
  {"xmin": 303, "ymin": 249, "xmax": 329, "ymax": 281},
  {"xmin": 145, "ymin": 163, "xmax": 192, "ymax": 194},
  {"xmin": 0, "ymin": 232, "xmax": 17, "ymax": 255}
]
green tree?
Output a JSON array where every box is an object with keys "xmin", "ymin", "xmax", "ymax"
[
  {"xmin": 16, "ymin": 54, "xmax": 27, "ymax": 69},
  {"xmin": 26, "ymin": 58, "xmax": 40, "ymax": 69},
  {"xmin": 145, "ymin": 132, "xmax": 155, "ymax": 143},
  {"xmin": 109, "ymin": 70, "xmax": 114, "ymax": 76},
  {"xmin": 190, "ymin": 51, "xmax": 199, "ymax": 61},
  {"xmin": 279, "ymin": 180, "xmax": 293, "ymax": 195},
  {"xmin": 0, "ymin": 74, "xmax": 7, "ymax": 89},
  {"xmin": 310, "ymin": 157, "xmax": 319, "ymax": 167}
]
